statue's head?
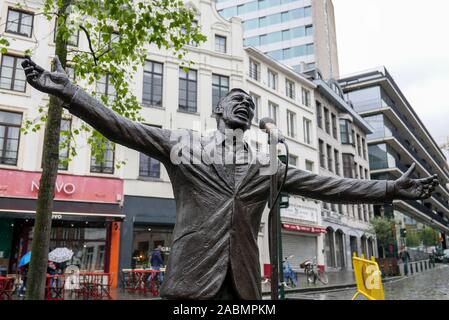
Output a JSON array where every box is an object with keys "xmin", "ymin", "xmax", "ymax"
[{"xmin": 214, "ymin": 88, "xmax": 255, "ymax": 132}]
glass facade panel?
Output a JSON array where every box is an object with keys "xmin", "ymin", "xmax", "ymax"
[
  {"xmin": 368, "ymin": 143, "xmax": 399, "ymax": 170},
  {"xmin": 345, "ymin": 86, "xmax": 387, "ymax": 113},
  {"xmin": 363, "ymin": 113, "xmax": 396, "ymax": 140}
]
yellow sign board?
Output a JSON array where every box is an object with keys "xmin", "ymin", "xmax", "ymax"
[{"xmin": 352, "ymin": 253, "xmax": 384, "ymax": 300}]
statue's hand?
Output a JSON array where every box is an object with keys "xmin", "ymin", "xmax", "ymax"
[
  {"xmin": 394, "ymin": 163, "xmax": 439, "ymax": 200},
  {"xmin": 22, "ymin": 56, "xmax": 76, "ymax": 102}
]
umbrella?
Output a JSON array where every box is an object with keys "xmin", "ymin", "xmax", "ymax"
[
  {"xmin": 18, "ymin": 251, "xmax": 31, "ymax": 268},
  {"xmin": 48, "ymin": 248, "xmax": 74, "ymax": 263}
]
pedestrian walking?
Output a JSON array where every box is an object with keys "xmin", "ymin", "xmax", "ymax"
[
  {"xmin": 150, "ymin": 245, "xmax": 165, "ymax": 283},
  {"xmin": 18, "ymin": 265, "xmax": 28, "ymax": 297},
  {"xmin": 400, "ymin": 246, "xmax": 411, "ymax": 276}
]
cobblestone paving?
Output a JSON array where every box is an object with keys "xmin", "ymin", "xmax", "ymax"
[{"xmin": 288, "ymin": 264, "xmax": 449, "ymax": 300}]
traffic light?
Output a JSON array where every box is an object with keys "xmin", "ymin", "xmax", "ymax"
[{"xmin": 400, "ymin": 228, "xmax": 407, "ymax": 238}]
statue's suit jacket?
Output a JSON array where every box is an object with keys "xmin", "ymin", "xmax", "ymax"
[{"xmin": 67, "ymin": 88, "xmax": 395, "ymax": 300}]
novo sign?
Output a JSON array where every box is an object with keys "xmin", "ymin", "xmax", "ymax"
[
  {"xmin": 31, "ymin": 180, "xmax": 76, "ymax": 195},
  {"xmin": 0, "ymin": 168, "xmax": 123, "ymax": 204}
]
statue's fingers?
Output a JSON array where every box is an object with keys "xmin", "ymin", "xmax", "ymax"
[
  {"xmin": 26, "ymin": 71, "xmax": 39, "ymax": 81},
  {"xmin": 418, "ymin": 175, "xmax": 435, "ymax": 184},
  {"xmin": 53, "ymin": 56, "xmax": 65, "ymax": 73},
  {"xmin": 23, "ymin": 66, "xmax": 35, "ymax": 75},
  {"xmin": 25, "ymin": 58, "xmax": 45, "ymax": 73}
]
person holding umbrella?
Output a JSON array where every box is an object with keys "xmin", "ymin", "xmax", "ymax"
[{"xmin": 18, "ymin": 252, "xmax": 31, "ymax": 297}]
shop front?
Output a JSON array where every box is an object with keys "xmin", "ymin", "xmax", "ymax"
[
  {"xmin": 280, "ymin": 196, "xmax": 325, "ymax": 269},
  {"xmin": 120, "ymin": 195, "xmax": 176, "ymax": 272},
  {"xmin": 0, "ymin": 168, "xmax": 124, "ymax": 285}
]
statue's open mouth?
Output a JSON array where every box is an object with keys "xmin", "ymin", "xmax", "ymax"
[{"xmin": 233, "ymin": 107, "xmax": 249, "ymax": 121}]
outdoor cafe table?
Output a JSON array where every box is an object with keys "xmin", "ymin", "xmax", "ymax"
[
  {"xmin": 0, "ymin": 276, "xmax": 15, "ymax": 300},
  {"xmin": 122, "ymin": 269, "xmax": 162, "ymax": 296},
  {"xmin": 76, "ymin": 272, "xmax": 112, "ymax": 300}
]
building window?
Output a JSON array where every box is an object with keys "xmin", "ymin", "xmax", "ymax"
[
  {"xmin": 319, "ymin": 139, "xmax": 325, "ymax": 168},
  {"xmin": 139, "ymin": 153, "xmax": 160, "ymax": 178},
  {"xmin": 249, "ymin": 59, "xmax": 260, "ymax": 81},
  {"xmin": 96, "ymin": 74, "xmax": 116, "ymax": 100},
  {"xmin": 327, "ymin": 145, "xmax": 333, "ymax": 172},
  {"xmin": 101, "ymin": 32, "xmax": 120, "ymax": 49},
  {"xmin": 285, "ymin": 79, "xmax": 295, "ymax": 99},
  {"xmin": 0, "ymin": 55, "xmax": 27, "ymax": 92},
  {"xmin": 324, "ymin": 107, "xmax": 330, "ymax": 134},
  {"xmin": 268, "ymin": 101, "xmax": 278, "ymax": 124},
  {"xmin": 90, "ymin": 141, "xmax": 114, "ymax": 174},
  {"xmin": 143, "ymin": 60, "xmax": 163, "ymax": 108},
  {"xmin": 301, "ymin": 88, "xmax": 311, "ymax": 107},
  {"xmin": 331, "ymin": 113, "xmax": 338, "ymax": 139},
  {"xmin": 6, "ymin": 8, "xmax": 33, "ymax": 38},
  {"xmin": 58, "ymin": 119, "xmax": 71, "ymax": 170},
  {"xmin": 362, "ymin": 138, "xmax": 367, "ymax": 159},
  {"xmin": 339, "ymin": 119, "xmax": 354, "ymax": 145},
  {"xmin": 179, "ymin": 68, "xmax": 197, "ymax": 113},
  {"xmin": 267, "ymin": 69, "xmax": 277, "ymax": 90},
  {"xmin": 0, "ymin": 110, "xmax": 22, "ymax": 165},
  {"xmin": 250, "ymin": 92, "xmax": 260, "ymax": 124},
  {"xmin": 138, "ymin": 125, "xmax": 162, "ymax": 178},
  {"xmin": 316, "ymin": 101, "xmax": 322, "ymax": 129},
  {"xmin": 182, "ymin": 20, "xmax": 199, "ymax": 46},
  {"xmin": 365, "ymin": 168, "xmax": 369, "ymax": 180},
  {"xmin": 305, "ymin": 160, "xmax": 314, "ymax": 172},
  {"xmin": 215, "ymin": 35, "xmax": 227, "ymax": 53},
  {"xmin": 334, "ymin": 149, "xmax": 340, "ymax": 175},
  {"xmin": 288, "ymin": 154, "xmax": 298, "ymax": 167},
  {"xmin": 342, "ymin": 153, "xmax": 354, "ymax": 178},
  {"xmin": 356, "ymin": 134, "xmax": 362, "ymax": 156},
  {"xmin": 286, "ymin": 111, "xmax": 296, "ymax": 138},
  {"xmin": 303, "ymin": 117, "xmax": 312, "ymax": 145},
  {"xmin": 212, "ymin": 74, "xmax": 229, "ymax": 109},
  {"xmin": 54, "ymin": 18, "xmax": 79, "ymax": 46}
]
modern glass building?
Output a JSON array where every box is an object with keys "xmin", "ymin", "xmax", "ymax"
[
  {"xmin": 216, "ymin": 0, "xmax": 340, "ymax": 79},
  {"xmin": 339, "ymin": 67, "xmax": 449, "ymax": 254}
]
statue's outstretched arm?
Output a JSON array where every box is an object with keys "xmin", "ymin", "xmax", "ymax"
[
  {"xmin": 22, "ymin": 56, "xmax": 172, "ymax": 162},
  {"xmin": 282, "ymin": 162, "xmax": 438, "ymax": 204}
]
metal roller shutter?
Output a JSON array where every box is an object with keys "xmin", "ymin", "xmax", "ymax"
[{"xmin": 281, "ymin": 233, "xmax": 317, "ymax": 270}]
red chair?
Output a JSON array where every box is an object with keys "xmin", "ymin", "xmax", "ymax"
[
  {"xmin": 45, "ymin": 275, "xmax": 65, "ymax": 300},
  {"xmin": 0, "ymin": 277, "xmax": 15, "ymax": 300}
]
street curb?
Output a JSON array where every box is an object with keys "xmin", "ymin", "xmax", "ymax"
[{"xmin": 261, "ymin": 276, "xmax": 404, "ymax": 296}]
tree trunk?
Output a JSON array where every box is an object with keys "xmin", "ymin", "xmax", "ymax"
[{"xmin": 26, "ymin": 2, "xmax": 69, "ymax": 300}]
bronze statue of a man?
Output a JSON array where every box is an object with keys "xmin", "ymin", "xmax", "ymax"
[{"xmin": 22, "ymin": 57, "xmax": 439, "ymax": 300}]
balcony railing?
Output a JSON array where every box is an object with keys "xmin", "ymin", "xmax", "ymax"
[
  {"xmin": 389, "ymin": 104, "xmax": 448, "ymax": 173},
  {"xmin": 404, "ymin": 200, "xmax": 449, "ymax": 229}
]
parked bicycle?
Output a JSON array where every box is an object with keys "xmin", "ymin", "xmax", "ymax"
[{"xmin": 300, "ymin": 256, "xmax": 328, "ymax": 285}]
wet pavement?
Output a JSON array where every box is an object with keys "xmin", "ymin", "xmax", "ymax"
[{"xmin": 287, "ymin": 264, "xmax": 449, "ymax": 300}]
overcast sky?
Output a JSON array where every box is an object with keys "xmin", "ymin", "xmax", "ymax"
[{"xmin": 333, "ymin": 0, "xmax": 449, "ymax": 147}]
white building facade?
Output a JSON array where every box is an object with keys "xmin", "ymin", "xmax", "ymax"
[
  {"xmin": 304, "ymin": 69, "xmax": 377, "ymax": 271},
  {"xmin": 0, "ymin": 0, "xmax": 324, "ymax": 280}
]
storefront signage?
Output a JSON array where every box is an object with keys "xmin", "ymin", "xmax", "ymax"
[
  {"xmin": 282, "ymin": 223, "xmax": 327, "ymax": 234},
  {"xmin": 281, "ymin": 196, "xmax": 318, "ymax": 223},
  {"xmin": 31, "ymin": 180, "xmax": 76, "ymax": 195},
  {"xmin": 0, "ymin": 168, "xmax": 123, "ymax": 204}
]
